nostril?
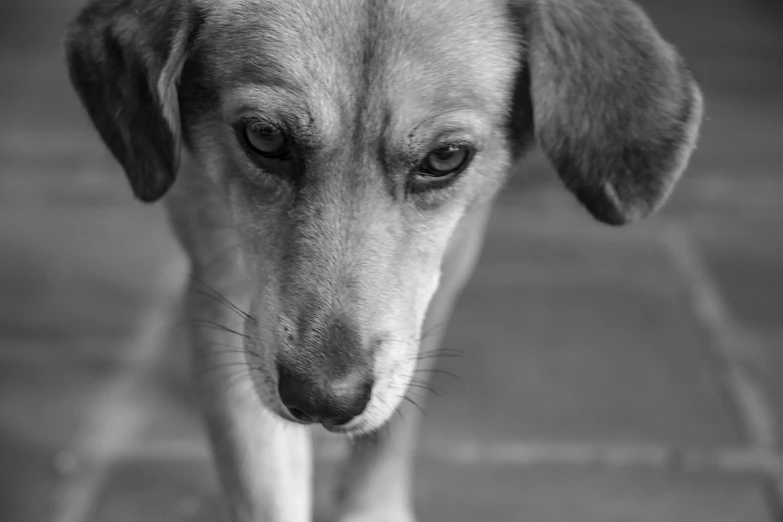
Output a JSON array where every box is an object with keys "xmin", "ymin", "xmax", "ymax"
[
  {"xmin": 277, "ymin": 365, "xmax": 317, "ymax": 424},
  {"xmin": 326, "ymin": 415, "xmax": 355, "ymax": 427},
  {"xmin": 287, "ymin": 407, "xmax": 314, "ymax": 423}
]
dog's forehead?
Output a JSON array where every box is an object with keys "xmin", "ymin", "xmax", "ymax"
[{"xmin": 199, "ymin": 0, "xmax": 519, "ymax": 128}]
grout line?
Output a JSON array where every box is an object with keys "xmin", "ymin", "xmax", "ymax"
[
  {"xmin": 120, "ymin": 439, "xmax": 213, "ymax": 461},
  {"xmin": 122, "ymin": 437, "xmax": 783, "ymax": 475},
  {"xmin": 422, "ymin": 441, "xmax": 783, "ymax": 475},
  {"xmin": 488, "ymin": 201, "xmax": 670, "ymax": 241},
  {"xmin": 46, "ymin": 254, "xmax": 186, "ymax": 522},
  {"xmin": 0, "ymin": 341, "xmax": 128, "ymax": 364},
  {"xmin": 727, "ymin": 366, "xmax": 780, "ymax": 449},
  {"xmin": 763, "ymin": 479, "xmax": 783, "ymax": 522},
  {"xmin": 661, "ymin": 225, "xmax": 766, "ymax": 362},
  {"xmin": 470, "ymin": 267, "xmax": 675, "ymax": 295},
  {"xmin": 661, "ymin": 225, "xmax": 778, "ymax": 449}
]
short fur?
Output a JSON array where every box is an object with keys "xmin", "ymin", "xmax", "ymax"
[{"xmin": 64, "ymin": 0, "xmax": 703, "ymax": 520}]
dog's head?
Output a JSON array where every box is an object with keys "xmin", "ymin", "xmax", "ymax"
[{"xmin": 65, "ymin": 0, "xmax": 702, "ymax": 433}]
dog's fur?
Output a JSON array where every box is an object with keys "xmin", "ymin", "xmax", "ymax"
[{"xmin": 64, "ymin": 0, "xmax": 703, "ymax": 520}]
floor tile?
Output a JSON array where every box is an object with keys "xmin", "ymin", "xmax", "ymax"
[
  {"xmin": 0, "ymin": 359, "xmax": 118, "ymax": 522},
  {"xmin": 691, "ymin": 218, "xmax": 783, "ymax": 337},
  {"xmin": 419, "ymin": 222, "xmax": 740, "ymax": 447},
  {"xmin": 132, "ymin": 212, "xmax": 742, "ymax": 449},
  {"xmin": 84, "ymin": 459, "xmax": 227, "ymax": 522},
  {"xmin": 0, "ymin": 205, "xmax": 178, "ymax": 358},
  {"xmin": 410, "ymin": 461, "xmax": 774, "ymax": 522},
  {"xmin": 4, "ymin": 0, "xmax": 783, "ymax": 520},
  {"xmin": 88, "ymin": 457, "xmax": 774, "ymax": 522}
]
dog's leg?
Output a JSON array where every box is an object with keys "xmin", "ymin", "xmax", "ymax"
[
  {"xmin": 187, "ymin": 285, "xmax": 312, "ymax": 522},
  {"xmin": 168, "ymin": 175, "xmax": 312, "ymax": 522},
  {"xmin": 332, "ymin": 201, "xmax": 495, "ymax": 522}
]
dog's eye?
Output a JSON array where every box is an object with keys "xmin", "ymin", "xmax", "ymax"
[
  {"xmin": 244, "ymin": 123, "xmax": 288, "ymax": 158},
  {"xmin": 408, "ymin": 144, "xmax": 473, "ymax": 194},
  {"xmin": 422, "ymin": 145, "xmax": 471, "ymax": 177}
]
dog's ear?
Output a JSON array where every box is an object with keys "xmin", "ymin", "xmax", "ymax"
[
  {"xmin": 64, "ymin": 0, "xmax": 202, "ymax": 202},
  {"xmin": 509, "ymin": 0, "xmax": 703, "ymax": 225}
]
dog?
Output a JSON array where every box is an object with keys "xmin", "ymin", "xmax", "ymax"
[{"xmin": 64, "ymin": 0, "xmax": 703, "ymax": 520}]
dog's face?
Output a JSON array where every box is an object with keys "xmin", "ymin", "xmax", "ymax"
[
  {"xmin": 179, "ymin": 0, "xmax": 519, "ymax": 432},
  {"xmin": 65, "ymin": 0, "xmax": 702, "ymax": 434}
]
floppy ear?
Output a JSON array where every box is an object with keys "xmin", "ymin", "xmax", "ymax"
[
  {"xmin": 510, "ymin": 0, "xmax": 704, "ymax": 225},
  {"xmin": 64, "ymin": 0, "xmax": 202, "ymax": 202}
]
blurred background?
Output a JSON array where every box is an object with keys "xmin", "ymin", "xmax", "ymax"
[{"xmin": 1, "ymin": 0, "xmax": 781, "ymax": 521}]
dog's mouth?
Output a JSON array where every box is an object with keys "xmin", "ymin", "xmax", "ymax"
[{"xmin": 302, "ymin": 416, "xmax": 368, "ymax": 435}]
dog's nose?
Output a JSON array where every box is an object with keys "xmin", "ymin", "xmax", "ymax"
[{"xmin": 277, "ymin": 365, "xmax": 373, "ymax": 427}]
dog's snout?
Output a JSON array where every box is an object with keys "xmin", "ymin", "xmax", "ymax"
[{"xmin": 277, "ymin": 364, "xmax": 373, "ymax": 427}]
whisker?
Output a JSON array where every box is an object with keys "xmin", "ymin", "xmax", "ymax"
[
  {"xmin": 187, "ymin": 275, "xmax": 257, "ymax": 323},
  {"xmin": 179, "ymin": 319, "xmax": 250, "ymax": 339},
  {"xmin": 196, "ymin": 361, "xmax": 253, "ymax": 379},
  {"xmin": 393, "ymin": 405, "xmax": 407, "ymax": 425},
  {"xmin": 203, "ymin": 343, "xmax": 264, "ymax": 360},
  {"xmin": 382, "ymin": 340, "xmax": 467, "ymax": 363},
  {"xmin": 203, "ymin": 348, "xmax": 251, "ymax": 358},
  {"xmin": 189, "ymin": 287, "xmax": 252, "ymax": 323},
  {"xmin": 417, "ymin": 347, "xmax": 466, "ymax": 358},
  {"xmin": 420, "ymin": 320, "xmax": 451, "ymax": 338},
  {"xmin": 422, "ymin": 346, "xmax": 465, "ymax": 355},
  {"xmin": 406, "ymin": 381, "xmax": 443, "ymax": 398},
  {"xmin": 414, "ymin": 352, "xmax": 465, "ymax": 362},
  {"xmin": 387, "ymin": 381, "xmax": 434, "ymax": 404},
  {"xmin": 217, "ymin": 368, "xmax": 257, "ymax": 396},
  {"xmin": 373, "ymin": 395, "xmax": 406, "ymax": 433},
  {"xmin": 203, "ymin": 242, "xmax": 242, "ymax": 273},
  {"xmin": 413, "ymin": 367, "xmax": 464, "ymax": 383},
  {"xmin": 382, "ymin": 339, "xmax": 413, "ymax": 348},
  {"xmin": 409, "ymin": 379, "xmax": 448, "ymax": 400},
  {"xmin": 401, "ymin": 395, "xmax": 427, "ymax": 417}
]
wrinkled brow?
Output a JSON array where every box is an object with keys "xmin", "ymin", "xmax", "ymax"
[{"xmin": 221, "ymin": 84, "xmax": 343, "ymax": 144}]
